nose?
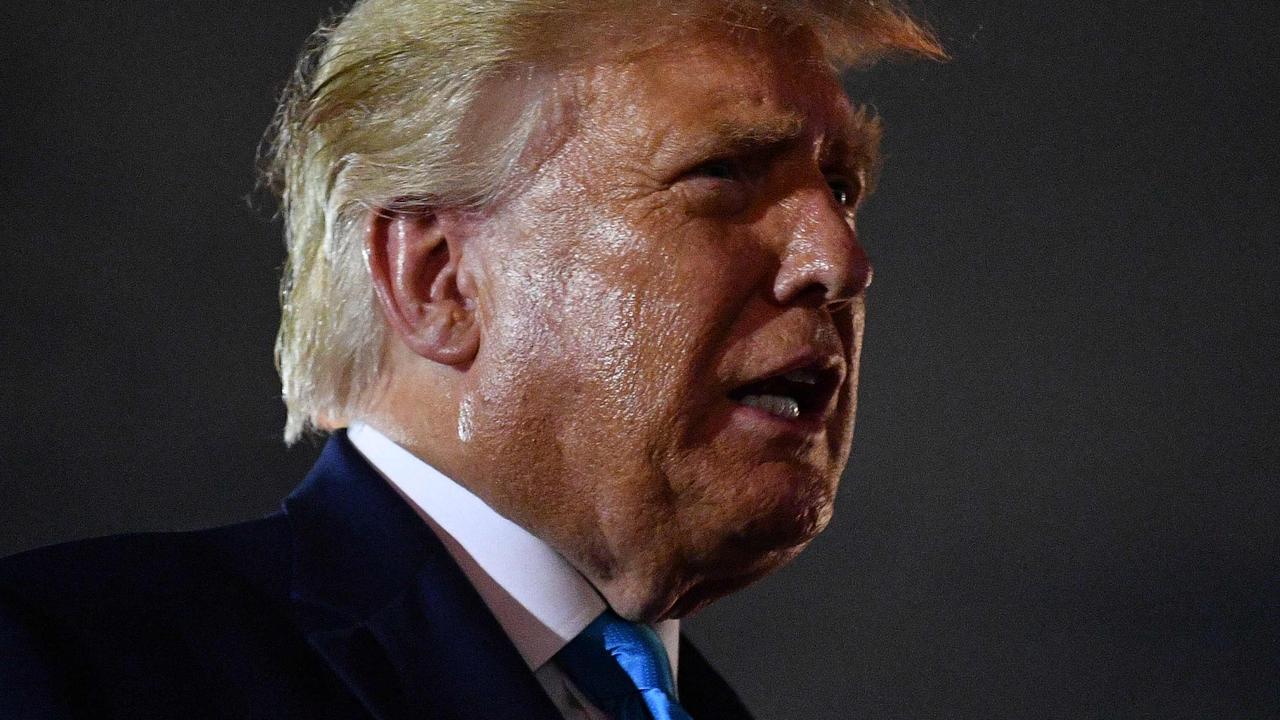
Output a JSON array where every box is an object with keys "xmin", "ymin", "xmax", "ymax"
[{"xmin": 772, "ymin": 188, "xmax": 873, "ymax": 308}]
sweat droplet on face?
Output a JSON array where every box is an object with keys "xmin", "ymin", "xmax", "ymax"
[{"xmin": 457, "ymin": 395, "xmax": 474, "ymax": 442}]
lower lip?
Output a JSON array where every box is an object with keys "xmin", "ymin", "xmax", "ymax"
[{"xmin": 728, "ymin": 401, "xmax": 827, "ymax": 435}]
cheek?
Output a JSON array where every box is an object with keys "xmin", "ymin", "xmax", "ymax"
[
  {"xmin": 459, "ymin": 234, "xmax": 572, "ymax": 447},
  {"xmin": 467, "ymin": 197, "xmax": 762, "ymax": 457},
  {"xmin": 466, "ymin": 230, "xmax": 675, "ymax": 453},
  {"xmin": 562, "ymin": 269, "xmax": 648, "ymax": 420},
  {"xmin": 554, "ymin": 216, "xmax": 748, "ymax": 423}
]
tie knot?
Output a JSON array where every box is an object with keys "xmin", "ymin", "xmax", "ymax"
[
  {"xmin": 591, "ymin": 611, "xmax": 676, "ymax": 693},
  {"xmin": 554, "ymin": 609, "xmax": 692, "ymax": 720}
]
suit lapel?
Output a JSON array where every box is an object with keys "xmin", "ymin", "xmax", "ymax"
[{"xmin": 283, "ymin": 432, "xmax": 563, "ymax": 720}]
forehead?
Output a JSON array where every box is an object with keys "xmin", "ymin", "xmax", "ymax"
[{"xmin": 576, "ymin": 27, "xmax": 857, "ymax": 159}]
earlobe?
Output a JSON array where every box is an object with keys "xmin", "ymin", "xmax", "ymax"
[{"xmin": 367, "ymin": 208, "xmax": 480, "ymax": 367}]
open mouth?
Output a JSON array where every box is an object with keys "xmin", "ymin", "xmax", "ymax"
[{"xmin": 727, "ymin": 362, "xmax": 842, "ymax": 422}]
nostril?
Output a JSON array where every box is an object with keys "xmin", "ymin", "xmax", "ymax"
[
  {"xmin": 774, "ymin": 207, "xmax": 872, "ymax": 306},
  {"xmin": 811, "ymin": 252, "xmax": 873, "ymax": 306},
  {"xmin": 790, "ymin": 283, "xmax": 830, "ymax": 309},
  {"xmin": 774, "ymin": 254, "xmax": 866, "ymax": 307}
]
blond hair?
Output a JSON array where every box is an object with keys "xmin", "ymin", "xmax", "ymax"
[{"xmin": 261, "ymin": 0, "xmax": 943, "ymax": 444}]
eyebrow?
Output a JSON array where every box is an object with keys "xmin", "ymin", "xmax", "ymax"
[
  {"xmin": 689, "ymin": 109, "xmax": 882, "ymax": 180},
  {"xmin": 709, "ymin": 113, "xmax": 806, "ymax": 150},
  {"xmin": 669, "ymin": 113, "xmax": 805, "ymax": 169}
]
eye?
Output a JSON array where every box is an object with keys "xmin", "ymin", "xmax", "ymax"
[
  {"xmin": 675, "ymin": 157, "xmax": 750, "ymax": 215},
  {"xmin": 827, "ymin": 176, "xmax": 862, "ymax": 208},
  {"xmin": 688, "ymin": 158, "xmax": 739, "ymax": 180}
]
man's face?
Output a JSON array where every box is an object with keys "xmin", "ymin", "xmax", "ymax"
[{"xmin": 458, "ymin": 27, "xmax": 874, "ymax": 619}]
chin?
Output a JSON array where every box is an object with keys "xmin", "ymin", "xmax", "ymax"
[
  {"xmin": 665, "ymin": 461, "xmax": 836, "ymax": 610},
  {"xmin": 727, "ymin": 460, "xmax": 838, "ymax": 554},
  {"xmin": 668, "ymin": 544, "xmax": 808, "ymax": 619}
]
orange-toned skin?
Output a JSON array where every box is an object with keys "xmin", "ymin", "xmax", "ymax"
[{"xmin": 362, "ymin": 27, "xmax": 874, "ymax": 622}]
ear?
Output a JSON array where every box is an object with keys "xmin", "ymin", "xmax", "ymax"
[{"xmin": 366, "ymin": 208, "xmax": 480, "ymax": 367}]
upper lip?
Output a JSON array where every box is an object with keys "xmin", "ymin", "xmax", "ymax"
[
  {"xmin": 756, "ymin": 351, "xmax": 845, "ymax": 383},
  {"xmin": 727, "ymin": 350, "xmax": 846, "ymax": 419}
]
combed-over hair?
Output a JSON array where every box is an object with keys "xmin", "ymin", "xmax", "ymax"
[{"xmin": 261, "ymin": 0, "xmax": 943, "ymax": 444}]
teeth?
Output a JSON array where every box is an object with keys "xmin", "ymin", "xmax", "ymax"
[
  {"xmin": 740, "ymin": 394, "xmax": 801, "ymax": 420},
  {"xmin": 782, "ymin": 368, "xmax": 819, "ymax": 385}
]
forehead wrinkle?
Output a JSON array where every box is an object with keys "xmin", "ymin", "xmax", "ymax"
[{"xmin": 564, "ymin": 31, "xmax": 868, "ymax": 183}]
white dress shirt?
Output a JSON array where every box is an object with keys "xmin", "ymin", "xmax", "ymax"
[{"xmin": 347, "ymin": 422, "xmax": 680, "ymax": 720}]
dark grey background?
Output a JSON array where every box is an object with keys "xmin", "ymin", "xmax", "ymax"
[{"xmin": 2, "ymin": 2, "xmax": 1277, "ymax": 718}]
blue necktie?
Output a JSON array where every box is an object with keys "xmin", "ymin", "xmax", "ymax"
[{"xmin": 554, "ymin": 609, "xmax": 694, "ymax": 720}]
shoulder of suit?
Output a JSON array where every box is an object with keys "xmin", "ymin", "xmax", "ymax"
[
  {"xmin": 0, "ymin": 515, "xmax": 371, "ymax": 718},
  {"xmin": 0, "ymin": 513, "xmax": 293, "ymax": 631}
]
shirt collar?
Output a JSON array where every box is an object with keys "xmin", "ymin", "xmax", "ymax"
[{"xmin": 346, "ymin": 422, "xmax": 679, "ymax": 673}]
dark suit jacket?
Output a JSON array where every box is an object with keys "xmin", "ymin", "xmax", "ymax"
[{"xmin": 0, "ymin": 432, "xmax": 754, "ymax": 719}]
